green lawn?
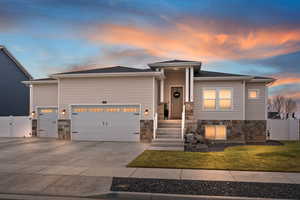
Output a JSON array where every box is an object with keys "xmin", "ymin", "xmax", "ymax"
[{"xmin": 128, "ymin": 141, "xmax": 300, "ymax": 172}]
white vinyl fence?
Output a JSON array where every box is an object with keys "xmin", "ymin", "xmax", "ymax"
[
  {"xmin": 267, "ymin": 119, "xmax": 299, "ymax": 141},
  {"xmin": 0, "ymin": 116, "xmax": 31, "ymax": 137}
]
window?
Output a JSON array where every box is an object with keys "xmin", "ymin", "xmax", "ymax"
[
  {"xmin": 248, "ymin": 89, "xmax": 259, "ymax": 99},
  {"xmin": 203, "ymin": 88, "xmax": 232, "ymax": 110},
  {"xmin": 73, "ymin": 107, "xmax": 139, "ymax": 113},
  {"xmin": 40, "ymin": 109, "xmax": 56, "ymax": 113},
  {"xmin": 203, "ymin": 90, "xmax": 216, "ymax": 109},
  {"xmin": 219, "ymin": 89, "xmax": 232, "ymax": 109},
  {"xmin": 205, "ymin": 125, "xmax": 226, "ymax": 140}
]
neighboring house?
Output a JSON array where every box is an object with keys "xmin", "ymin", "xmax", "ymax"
[
  {"xmin": 23, "ymin": 60, "xmax": 275, "ymax": 144},
  {"xmin": 0, "ymin": 45, "xmax": 32, "ymax": 116}
]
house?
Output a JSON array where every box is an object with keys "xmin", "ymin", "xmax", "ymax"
[
  {"xmin": 0, "ymin": 45, "xmax": 32, "ymax": 116},
  {"xmin": 23, "ymin": 60, "xmax": 275, "ymax": 144}
]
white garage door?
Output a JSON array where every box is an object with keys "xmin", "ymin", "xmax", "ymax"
[
  {"xmin": 71, "ymin": 105, "xmax": 140, "ymax": 141},
  {"xmin": 37, "ymin": 108, "xmax": 58, "ymax": 138}
]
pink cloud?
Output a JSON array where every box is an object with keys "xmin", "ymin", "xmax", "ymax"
[{"xmin": 85, "ymin": 19, "xmax": 300, "ymax": 62}]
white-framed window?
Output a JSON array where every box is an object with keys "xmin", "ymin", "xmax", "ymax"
[
  {"xmin": 203, "ymin": 88, "xmax": 233, "ymax": 110},
  {"xmin": 248, "ymin": 89, "xmax": 260, "ymax": 99},
  {"xmin": 203, "ymin": 89, "xmax": 217, "ymax": 110},
  {"xmin": 205, "ymin": 125, "xmax": 227, "ymax": 140}
]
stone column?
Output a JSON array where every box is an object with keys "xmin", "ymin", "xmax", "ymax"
[
  {"xmin": 140, "ymin": 120, "xmax": 153, "ymax": 143},
  {"xmin": 184, "ymin": 102, "xmax": 196, "ymax": 133},
  {"xmin": 158, "ymin": 102, "xmax": 165, "ymax": 120},
  {"xmin": 58, "ymin": 119, "xmax": 71, "ymax": 140},
  {"xmin": 184, "ymin": 102, "xmax": 194, "ymax": 120},
  {"xmin": 31, "ymin": 119, "xmax": 37, "ymax": 137}
]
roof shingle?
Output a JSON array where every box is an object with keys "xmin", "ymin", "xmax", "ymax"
[{"xmin": 55, "ymin": 66, "xmax": 153, "ymax": 75}]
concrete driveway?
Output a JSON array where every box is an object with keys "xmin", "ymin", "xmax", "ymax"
[{"xmin": 0, "ymin": 137, "xmax": 148, "ymax": 196}]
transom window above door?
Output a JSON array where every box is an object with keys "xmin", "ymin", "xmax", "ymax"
[{"xmin": 203, "ymin": 88, "xmax": 233, "ymax": 110}]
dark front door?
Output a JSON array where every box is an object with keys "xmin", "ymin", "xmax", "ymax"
[{"xmin": 170, "ymin": 87, "xmax": 183, "ymax": 119}]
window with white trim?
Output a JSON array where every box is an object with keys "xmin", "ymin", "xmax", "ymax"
[
  {"xmin": 248, "ymin": 89, "xmax": 259, "ymax": 99},
  {"xmin": 203, "ymin": 88, "xmax": 233, "ymax": 110},
  {"xmin": 205, "ymin": 125, "xmax": 227, "ymax": 140},
  {"xmin": 203, "ymin": 89, "xmax": 216, "ymax": 109}
]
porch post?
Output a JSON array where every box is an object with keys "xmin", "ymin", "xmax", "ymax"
[
  {"xmin": 190, "ymin": 66, "xmax": 194, "ymax": 102},
  {"xmin": 160, "ymin": 68, "xmax": 164, "ymax": 103},
  {"xmin": 185, "ymin": 67, "xmax": 189, "ymax": 102}
]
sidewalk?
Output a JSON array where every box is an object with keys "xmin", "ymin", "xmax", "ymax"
[
  {"xmin": 0, "ymin": 164, "xmax": 299, "ymax": 198},
  {"xmin": 1, "ymin": 163, "xmax": 300, "ymax": 184}
]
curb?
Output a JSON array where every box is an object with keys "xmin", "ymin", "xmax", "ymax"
[{"xmin": 92, "ymin": 192, "xmax": 291, "ymax": 200}]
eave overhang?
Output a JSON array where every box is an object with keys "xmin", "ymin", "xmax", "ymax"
[
  {"xmin": 22, "ymin": 80, "xmax": 58, "ymax": 85},
  {"xmin": 194, "ymin": 76, "xmax": 253, "ymax": 81},
  {"xmin": 50, "ymin": 71, "xmax": 164, "ymax": 79}
]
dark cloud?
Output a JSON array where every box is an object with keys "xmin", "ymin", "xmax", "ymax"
[{"xmin": 250, "ymin": 50, "xmax": 300, "ymax": 73}]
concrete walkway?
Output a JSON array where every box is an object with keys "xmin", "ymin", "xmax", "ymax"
[
  {"xmin": 0, "ymin": 138, "xmax": 298, "ymax": 198},
  {"xmin": 1, "ymin": 163, "xmax": 300, "ymax": 184}
]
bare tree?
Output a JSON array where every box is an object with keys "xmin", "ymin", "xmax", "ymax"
[
  {"xmin": 285, "ymin": 98, "xmax": 297, "ymax": 113},
  {"xmin": 272, "ymin": 96, "xmax": 285, "ymax": 113}
]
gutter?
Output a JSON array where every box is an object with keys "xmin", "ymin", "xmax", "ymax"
[
  {"xmin": 50, "ymin": 71, "xmax": 163, "ymax": 79},
  {"xmin": 22, "ymin": 80, "xmax": 58, "ymax": 85},
  {"xmin": 194, "ymin": 76, "xmax": 253, "ymax": 81},
  {"xmin": 249, "ymin": 78, "xmax": 276, "ymax": 84}
]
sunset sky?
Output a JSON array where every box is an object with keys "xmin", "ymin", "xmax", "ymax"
[{"xmin": 1, "ymin": 0, "xmax": 300, "ymax": 102}]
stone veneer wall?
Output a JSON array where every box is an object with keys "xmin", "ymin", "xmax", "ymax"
[
  {"xmin": 158, "ymin": 103, "xmax": 165, "ymax": 120},
  {"xmin": 140, "ymin": 120, "xmax": 153, "ymax": 143},
  {"xmin": 197, "ymin": 120, "xmax": 267, "ymax": 143},
  {"xmin": 31, "ymin": 119, "xmax": 37, "ymax": 136},
  {"xmin": 58, "ymin": 119, "xmax": 71, "ymax": 140},
  {"xmin": 184, "ymin": 102, "xmax": 197, "ymax": 133}
]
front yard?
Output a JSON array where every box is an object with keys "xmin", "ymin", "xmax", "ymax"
[{"xmin": 128, "ymin": 141, "xmax": 300, "ymax": 172}]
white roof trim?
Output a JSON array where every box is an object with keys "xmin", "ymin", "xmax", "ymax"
[
  {"xmin": 0, "ymin": 45, "xmax": 33, "ymax": 79},
  {"xmin": 149, "ymin": 61, "xmax": 201, "ymax": 67},
  {"xmin": 249, "ymin": 78, "xmax": 275, "ymax": 83},
  {"xmin": 194, "ymin": 76, "xmax": 253, "ymax": 81},
  {"xmin": 50, "ymin": 71, "xmax": 163, "ymax": 78},
  {"xmin": 22, "ymin": 80, "xmax": 58, "ymax": 85}
]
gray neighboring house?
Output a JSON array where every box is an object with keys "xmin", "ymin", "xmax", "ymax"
[
  {"xmin": 23, "ymin": 60, "xmax": 275, "ymax": 145},
  {"xmin": 0, "ymin": 45, "xmax": 32, "ymax": 116}
]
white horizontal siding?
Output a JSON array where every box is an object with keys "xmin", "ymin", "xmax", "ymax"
[
  {"xmin": 246, "ymin": 83, "xmax": 267, "ymax": 120},
  {"xmin": 32, "ymin": 84, "xmax": 58, "ymax": 111},
  {"xmin": 194, "ymin": 81, "xmax": 244, "ymax": 120},
  {"xmin": 59, "ymin": 77, "xmax": 154, "ymax": 120}
]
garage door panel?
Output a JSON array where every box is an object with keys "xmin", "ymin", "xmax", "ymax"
[{"xmin": 71, "ymin": 105, "xmax": 140, "ymax": 141}]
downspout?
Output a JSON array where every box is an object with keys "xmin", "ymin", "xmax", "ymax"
[{"xmin": 243, "ymin": 80, "xmax": 246, "ymax": 120}]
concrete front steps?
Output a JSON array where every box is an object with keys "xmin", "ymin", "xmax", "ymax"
[{"xmin": 148, "ymin": 120, "xmax": 184, "ymax": 151}]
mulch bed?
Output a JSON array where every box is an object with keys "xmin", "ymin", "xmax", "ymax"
[
  {"xmin": 186, "ymin": 140, "xmax": 284, "ymax": 152},
  {"xmin": 111, "ymin": 177, "xmax": 300, "ymax": 199}
]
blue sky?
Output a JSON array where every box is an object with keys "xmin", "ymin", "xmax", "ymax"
[{"xmin": 1, "ymin": 0, "xmax": 300, "ymax": 100}]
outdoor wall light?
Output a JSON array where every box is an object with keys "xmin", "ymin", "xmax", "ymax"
[
  {"xmin": 61, "ymin": 109, "xmax": 66, "ymax": 115},
  {"xmin": 102, "ymin": 100, "xmax": 107, "ymax": 104},
  {"xmin": 144, "ymin": 109, "xmax": 149, "ymax": 115},
  {"xmin": 31, "ymin": 111, "xmax": 36, "ymax": 117}
]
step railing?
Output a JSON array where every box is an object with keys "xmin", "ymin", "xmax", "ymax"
[
  {"xmin": 153, "ymin": 112, "xmax": 158, "ymax": 140},
  {"xmin": 181, "ymin": 105, "xmax": 185, "ymax": 140}
]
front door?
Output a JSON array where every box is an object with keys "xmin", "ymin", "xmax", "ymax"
[{"xmin": 170, "ymin": 87, "xmax": 183, "ymax": 119}]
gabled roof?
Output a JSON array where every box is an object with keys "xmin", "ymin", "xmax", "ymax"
[
  {"xmin": 195, "ymin": 70, "xmax": 249, "ymax": 77},
  {"xmin": 30, "ymin": 78, "xmax": 56, "ymax": 81},
  {"xmin": 151, "ymin": 59, "xmax": 199, "ymax": 64},
  {"xmin": 54, "ymin": 66, "xmax": 153, "ymax": 75},
  {"xmin": 194, "ymin": 70, "xmax": 275, "ymax": 82},
  {"xmin": 0, "ymin": 45, "xmax": 33, "ymax": 79}
]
